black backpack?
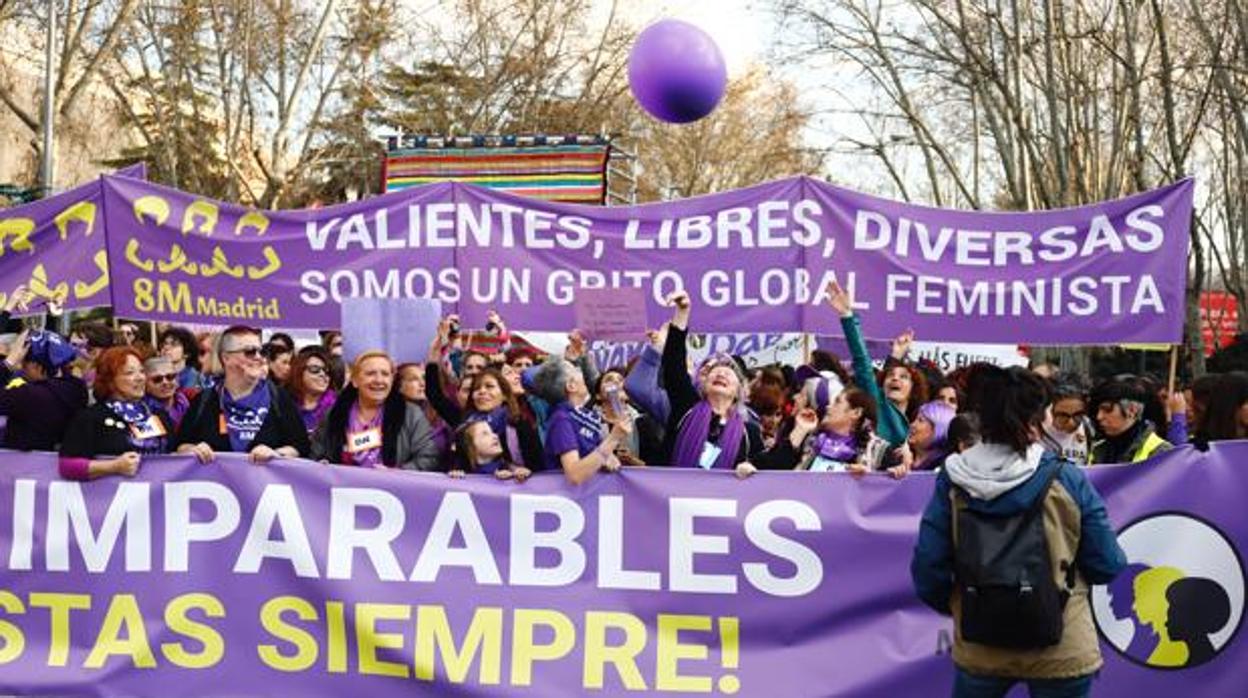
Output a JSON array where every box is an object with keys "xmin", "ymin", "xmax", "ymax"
[{"xmin": 952, "ymin": 463, "xmax": 1076, "ymax": 649}]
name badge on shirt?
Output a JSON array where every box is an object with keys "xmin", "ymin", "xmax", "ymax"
[
  {"xmin": 697, "ymin": 442, "xmax": 722, "ymax": 470},
  {"xmin": 130, "ymin": 415, "xmax": 167, "ymax": 440},
  {"xmin": 808, "ymin": 456, "xmax": 846, "ymax": 473},
  {"xmin": 346, "ymin": 427, "xmax": 382, "ymax": 454}
]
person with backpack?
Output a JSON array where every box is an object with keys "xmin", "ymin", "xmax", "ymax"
[{"xmin": 911, "ymin": 365, "xmax": 1127, "ymax": 698}]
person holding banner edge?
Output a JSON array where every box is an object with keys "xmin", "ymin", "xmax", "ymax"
[
  {"xmin": 529, "ymin": 354, "xmax": 631, "ymax": 483},
  {"xmin": 173, "ymin": 325, "xmax": 309, "ymax": 464},
  {"xmin": 310, "ymin": 351, "xmax": 440, "ymax": 470},
  {"xmin": 826, "ymin": 280, "xmax": 920, "ymax": 477},
  {"xmin": 660, "ymin": 290, "xmax": 763, "ymax": 471},
  {"xmin": 59, "ymin": 346, "xmax": 175, "ymax": 480}
]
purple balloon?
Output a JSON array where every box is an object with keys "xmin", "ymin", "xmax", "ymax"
[{"xmin": 628, "ymin": 19, "xmax": 727, "ymax": 124}]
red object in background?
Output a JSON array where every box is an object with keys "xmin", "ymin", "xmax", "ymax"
[{"xmin": 1201, "ymin": 291, "xmax": 1239, "ymax": 356}]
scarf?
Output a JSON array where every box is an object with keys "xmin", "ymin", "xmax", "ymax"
[
  {"xmin": 809, "ymin": 431, "xmax": 858, "ymax": 464},
  {"xmin": 144, "ymin": 392, "xmax": 190, "ymax": 429},
  {"xmin": 568, "ymin": 401, "xmax": 606, "ymax": 455},
  {"xmin": 344, "ymin": 401, "xmax": 385, "ymax": 468},
  {"xmin": 104, "ymin": 399, "xmax": 167, "ymax": 455},
  {"xmin": 221, "ymin": 382, "xmax": 272, "ymax": 452},
  {"xmin": 1099, "ymin": 420, "xmax": 1148, "ymax": 464},
  {"xmin": 671, "ymin": 401, "xmax": 745, "ymax": 470},
  {"xmin": 299, "ymin": 390, "xmax": 337, "ymax": 434}
]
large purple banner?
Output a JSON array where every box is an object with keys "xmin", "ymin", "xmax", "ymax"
[
  {"xmin": 0, "ymin": 444, "xmax": 1243, "ymax": 697},
  {"xmin": 0, "ymin": 165, "xmax": 145, "ymax": 313},
  {"xmin": 101, "ymin": 176, "xmax": 1192, "ymax": 343}
]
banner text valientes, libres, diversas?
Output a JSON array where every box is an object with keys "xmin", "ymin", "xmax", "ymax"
[
  {"xmin": 0, "ymin": 446, "xmax": 1244, "ymax": 697},
  {"xmin": 101, "ymin": 175, "xmax": 1193, "ymax": 343}
]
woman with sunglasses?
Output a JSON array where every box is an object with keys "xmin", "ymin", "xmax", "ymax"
[
  {"xmin": 173, "ymin": 325, "xmax": 309, "ymax": 463},
  {"xmin": 143, "ymin": 356, "xmax": 190, "ymax": 431},
  {"xmin": 660, "ymin": 291, "xmax": 763, "ymax": 470},
  {"xmin": 285, "ymin": 347, "xmax": 337, "ymax": 436},
  {"xmin": 60, "ymin": 347, "xmax": 175, "ymax": 480}
]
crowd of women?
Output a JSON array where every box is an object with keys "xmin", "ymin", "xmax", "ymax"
[{"xmin": 0, "ymin": 281, "xmax": 1245, "ymax": 483}]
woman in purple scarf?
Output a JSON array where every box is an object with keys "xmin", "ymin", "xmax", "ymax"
[
  {"xmin": 744, "ymin": 381, "xmax": 881, "ymax": 475},
  {"xmin": 60, "ymin": 347, "xmax": 174, "ymax": 480},
  {"xmin": 660, "ymin": 291, "xmax": 763, "ymax": 470},
  {"xmin": 285, "ymin": 347, "xmax": 337, "ymax": 436},
  {"xmin": 901, "ymin": 400, "xmax": 957, "ymax": 472}
]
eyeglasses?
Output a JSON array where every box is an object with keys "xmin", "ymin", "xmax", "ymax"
[
  {"xmin": 225, "ymin": 346, "xmax": 263, "ymax": 359},
  {"xmin": 148, "ymin": 373, "xmax": 178, "ymax": 384},
  {"xmin": 304, "ymin": 365, "xmax": 328, "ymax": 376},
  {"xmin": 1053, "ymin": 410, "xmax": 1086, "ymax": 422}
]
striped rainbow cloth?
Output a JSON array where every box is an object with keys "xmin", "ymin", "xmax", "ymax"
[{"xmin": 384, "ymin": 145, "xmax": 610, "ymax": 204}]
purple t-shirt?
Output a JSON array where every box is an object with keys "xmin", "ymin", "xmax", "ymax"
[{"xmin": 542, "ymin": 402, "xmax": 604, "ymax": 472}]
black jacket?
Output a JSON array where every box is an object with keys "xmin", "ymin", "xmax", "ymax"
[
  {"xmin": 173, "ymin": 381, "xmax": 310, "ymax": 456},
  {"xmin": 311, "ymin": 386, "xmax": 439, "ymax": 470},
  {"xmin": 60, "ymin": 402, "xmax": 175, "ymax": 458}
]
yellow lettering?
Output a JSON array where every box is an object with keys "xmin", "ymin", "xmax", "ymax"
[
  {"xmin": 0, "ymin": 218, "xmax": 35, "ymax": 255},
  {"xmin": 125, "ymin": 239, "xmax": 155, "ymax": 272},
  {"xmin": 157, "ymin": 244, "xmax": 199, "ymax": 275},
  {"xmin": 182, "ymin": 201, "xmax": 219, "ymax": 236},
  {"xmin": 85, "ymin": 594, "xmax": 156, "ymax": 669},
  {"xmin": 355, "ymin": 603, "xmax": 410, "ymax": 678},
  {"xmin": 73, "ymin": 250, "xmax": 109, "ymax": 300},
  {"xmin": 0, "ymin": 590, "xmax": 26, "ymax": 665},
  {"xmin": 200, "ymin": 247, "xmax": 244, "ymax": 279},
  {"xmin": 161, "ymin": 593, "xmax": 225, "ymax": 669},
  {"xmin": 245, "ymin": 246, "xmax": 282, "ymax": 280},
  {"xmin": 510, "ymin": 609, "xmax": 575, "ymax": 687},
  {"xmin": 158, "ymin": 279, "xmax": 193, "ymax": 314},
  {"xmin": 29, "ymin": 593, "xmax": 90, "ymax": 667},
  {"xmin": 584, "ymin": 611, "xmax": 648, "ymax": 690},
  {"xmin": 257, "ymin": 596, "xmax": 318, "ymax": 672},
  {"xmin": 134, "ymin": 278, "xmax": 156, "ymax": 313},
  {"xmin": 235, "ymin": 211, "xmax": 270, "ymax": 236},
  {"xmin": 655, "ymin": 614, "xmax": 713, "ymax": 693},
  {"xmin": 133, "ymin": 196, "xmax": 171, "ymax": 226},
  {"xmin": 414, "ymin": 605, "xmax": 502, "ymax": 684},
  {"xmin": 54, "ymin": 201, "xmax": 95, "ymax": 239},
  {"xmin": 326, "ymin": 601, "xmax": 347, "ymax": 674},
  {"xmin": 27, "ymin": 265, "xmax": 67, "ymax": 303}
]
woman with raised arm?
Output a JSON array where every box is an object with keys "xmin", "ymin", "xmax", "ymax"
[
  {"xmin": 825, "ymin": 280, "xmax": 912, "ymax": 448},
  {"xmin": 659, "ymin": 291, "xmax": 762, "ymax": 470}
]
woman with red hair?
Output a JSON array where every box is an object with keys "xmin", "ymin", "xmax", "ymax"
[{"xmin": 59, "ymin": 346, "xmax": 175, "ymax": 480}]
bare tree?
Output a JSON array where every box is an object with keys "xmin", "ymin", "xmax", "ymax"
[{"xmin": 777, "ymin": 0, "xmax": 1247, "ymax": 373}]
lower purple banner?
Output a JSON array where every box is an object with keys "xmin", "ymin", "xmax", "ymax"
[{"xmin": 0, "ymin": 445, "xmax": 1243, "ymax": 697}]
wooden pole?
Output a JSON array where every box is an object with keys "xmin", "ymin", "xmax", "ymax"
[{"xmin": 1167, "ymin": 345, "xmax": 1179, "ymax": 396}]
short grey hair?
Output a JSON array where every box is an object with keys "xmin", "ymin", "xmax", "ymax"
[
  {"xmin": 144, "ymin": 356, "xmax": 174, "ymax": 374},
  {"xmin": 529, "ymin": 357, "xmax": 574, "ymax": 404}
]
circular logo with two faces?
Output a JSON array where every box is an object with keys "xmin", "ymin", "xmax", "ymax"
[{"xmin": 1091, "ymin": 514, "xmax": 1245, "ymax": 669}]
